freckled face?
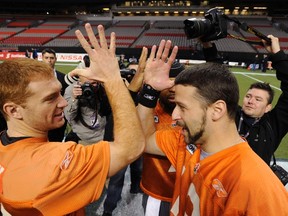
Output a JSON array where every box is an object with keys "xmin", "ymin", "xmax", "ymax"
[{"xmin": 20, "ymin": 77, "xmax": 68, "ymax": 132}]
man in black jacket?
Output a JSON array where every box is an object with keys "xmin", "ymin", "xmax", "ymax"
[
  {"xmin": 236, "ymin": 35, "xmax": 288, "ymax": 165},
  {"xmin": 42, "ymin": 48, "xmax": 69, "ymax": 142}
]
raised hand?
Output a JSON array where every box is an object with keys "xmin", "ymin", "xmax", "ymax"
[
  {"xmin": 263, "ymin": 35, "xmax": 280, "ymax": 54},
  {"xmin": 144, "ymin": 40, "xmax": 178, "ymax": 91},
  {"xmin": 128, "ymin": 47, "xmax": 148, "ymax": 92},
  {"xmin": 70, "ymin": 23, "xmax": 121, "ymax": 83}
]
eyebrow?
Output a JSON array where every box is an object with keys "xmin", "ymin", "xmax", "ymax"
[{"xmin": 42, "ymin": 92, "xmax": 56, "ymax": 101}]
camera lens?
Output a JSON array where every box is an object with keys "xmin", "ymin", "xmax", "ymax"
[
  {"xmin": 184, "ymin": 18, "xmax": 212, "ymax": 39},
  {"xmin": 81, "ymin": 83, "xmax": 94, "ymax": 99}
]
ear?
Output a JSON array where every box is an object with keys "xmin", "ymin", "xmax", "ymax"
[
  {"xmin": 3, "ymin": 102, "xmax": 23, "ymax": 120},
  {"xmin": 264, "ymin": 103, "xmax": 272, "ymax": 113},
  {"xmin": 210, "ymin": 100, "xmax": 226, "ymax": 121}
]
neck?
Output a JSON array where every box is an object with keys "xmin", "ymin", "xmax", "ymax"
[
  {"xmin": 7, "ymin": 121, "xmax": 47, "ymax": 138},
  {"xmin": 201, "ymin": 121, "xmax": 244, "ymax": 154}
]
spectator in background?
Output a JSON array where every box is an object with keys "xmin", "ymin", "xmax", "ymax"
[
  {"xmin": 64, "ymin": 76, "xmax": 110, "ymax": 145},
  {"xmin": 32, "ymin": 48, "xmax": 38, "ymax": 60},
  {"xmin": 42, "ymin": 48, "xmax": 69, "ymax": 142},
  {"xmin": 137, "ymin": 39, "xmax": 288, "ymax": 215},
  {"xmin": 25, "ymin": 49, "xmax": 30, "ymax": 58},
  {"xmin": 252, "ymin": 54, "xmax": 259, "ymax": 71},
  {"xmin": 261, "ymin": 54, "xmax": 268, "ymax": 72},
  {"xmin": 0, "ymin": 23, "xmax": 145, "ymax": 215},
  {"xmin": 236, "ymin": 35, "xmax": 288, "ymax": 166}
]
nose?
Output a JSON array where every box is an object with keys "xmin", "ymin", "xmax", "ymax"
[
  {"xmin": 169, "ymin": 85, "xmax": 176, "ymax": 92},
  {"xmin": 247, "ymin": 97, "xmax": 255, "ymax": 104},
  {"xmin": 57, "ymin": 95, "xmax": 68, "ymax": 108},
  {"xmin": 171, "ymin": 105, "xmax": 180, "ymax": 121}
]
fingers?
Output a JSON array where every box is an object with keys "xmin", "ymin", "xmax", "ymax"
[
  {"xmin": 75, "ymin": 27, "xmax": 94, "ymax": 56},
  {"xmin": 109, "ymin": 32, "xmax": 116, "ymax": 56},
  {"xmin": 69, "ymin": 68, "xmax": 87, "ymax": 79},
  {"xmin": 98, "ymin": 25, "xmax": 108, "ymax": 50},
  {"xmin": 156, "ymin": 40, "xmax": 166, "ymax": 60},
  {"xmin": 149, "ymin": 45, "xmax": 157, "ymax": 60},
  {"xmin": 85, "ymin": 23, "xmax": 100, "ymax": 51},
  {"xmin": 149, "ymin": 40, "xmax": 176, "ymax": 66},
  {"xmin": 138, "ymin": 47, "xmax": 148, "ymax": 71},
  {"xmin": 167, "ymin": 46, "xmax": 179, "ymax": 66}
]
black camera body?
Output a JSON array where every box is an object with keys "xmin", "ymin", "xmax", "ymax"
[
  {"xmin": 120, "ymin": 68, "xmax": 136, "ymax": 83},
  {"xmin": 80, "ymin": 82, "xmax": 95, "ymax": 100},
  {"xmin": 184, "ymin": 8, "xmax": 228, "ymax": 42},
  {"xmin": 120, "ymin": 68, "xmax": 136, "ymax": 77}
]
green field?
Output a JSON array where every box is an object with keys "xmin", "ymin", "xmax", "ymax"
[{"xmin": 55, "ymin": 62, "xmax": 288, "ymax": 160}]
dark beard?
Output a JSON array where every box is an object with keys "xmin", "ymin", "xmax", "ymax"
[
  {"xmin": 187, "ymin": 114, "xmax": 206, "ymax": 144},
  {"xmin": 188, "ymin": 128, "xmax": 204, "ymax": 144}
]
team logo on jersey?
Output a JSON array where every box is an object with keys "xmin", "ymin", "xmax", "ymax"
[
  {"xmin": 60, "ymin": 150, "xmax": 74, "ymax": 170},
  {"xmin": 212, "ymin": 179, "xmax": 228, "ymax": 197},
  {"xmin": 186, "ymin": 144, "xmax": 197, "ymax": 154}
]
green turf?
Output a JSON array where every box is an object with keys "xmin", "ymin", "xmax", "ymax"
[{"xmin": 56, "ymin": 63, "xmax": 288, "ymax": 159}]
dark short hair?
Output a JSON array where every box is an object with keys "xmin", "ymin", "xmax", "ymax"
[
  {"xmin": 42, "ymin": 48, "xmax": 56, "ymax": 56},
  {"xmin": 175, "ymin": 62, "xmax": 239, "ymax": 119},
  {"xmin": 249, "ymin": 82, "xmax": 274, "ymax": 104}
]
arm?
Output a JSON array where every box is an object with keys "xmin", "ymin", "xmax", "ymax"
[
  {"xmin": 63, "ymin": 84, "xmax": 82, "ymax": 122},
  {"xmin": 137, "ymin": 40, "xmax": 178, "ymax": 156},
  {"xmin": 202, "ymin": 41, "xmax": 221, "ymax": 63},
  {"xmin": 127, "ymin": 47, "xmax": 148, "ymax": 104},
  {"xmin": 264, "ymin": 35, "xmax": 288, "ymax": 148},
  {"xmin": 71, "ymin": 24, "xmax": 145, "ymax": 177},
  {"xmin": 127, "ymin": 47, "xmax": 148, "ymax": 93}
]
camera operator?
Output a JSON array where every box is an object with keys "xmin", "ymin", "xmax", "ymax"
[{"xmin": 64, "ymin": 77, "xmax": 110, "ymax": 145}]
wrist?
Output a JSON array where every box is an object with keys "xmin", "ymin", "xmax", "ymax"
[{"xmin": 139, "ymin": 84, "xmax": 160, "ymax": 108}]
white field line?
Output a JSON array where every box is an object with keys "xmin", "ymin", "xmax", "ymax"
[{"xmin": 233, "ymin": 71, "xmax": 281, "ymax": 91}]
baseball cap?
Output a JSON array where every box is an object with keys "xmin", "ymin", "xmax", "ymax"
[{"xmin": 169, "ymin": 61, "xmax": 185, "ymax": 78}]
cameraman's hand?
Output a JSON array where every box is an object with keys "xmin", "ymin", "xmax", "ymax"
[
  {"xmin": 72, "ymin": 82, "xmax": 82, "ymax": 99},
  {"xmin": 70, "ymin": 24, "xmax": 121, "ymax": 84},
  {"xmin": 263, "ymin": 35, "xmax": 280, "ymax": 54},
  {"xmin": 144, "ymin": 40, "xmax": 178, "ymax": 91}
]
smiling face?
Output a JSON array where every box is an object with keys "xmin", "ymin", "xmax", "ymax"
[
  {"xmin": 172, "ymin": 84, "xmax": 208, "ymax": 144},
  {"xmin": 19, "ymin": 77, "xmax": 68, "ymax": 132},
  {"xmin": 242, "ymin": 88, "xmax": 272, "ymax": 118}
]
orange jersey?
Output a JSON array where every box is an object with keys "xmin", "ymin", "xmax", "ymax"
[
  {"xmin": 0, "ymin": 137, "xmax": 110, "ymax": 215},
  {"xmin": 156, "ymin": 130, "xmax": 288, "ymax": 215},
  {"xmin": 141, "ymin": 102, "xmax": 181, "ymax": 202}
]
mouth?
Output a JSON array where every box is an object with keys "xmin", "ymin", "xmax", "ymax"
[
  {"xmin": 244, "ymin": 106, "xmax": 254, "ymax": 110},
  {"xmin": 54, "ymin": 112, "xmax": 64, "ymax": 119}
]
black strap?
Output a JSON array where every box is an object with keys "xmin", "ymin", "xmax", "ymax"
[{"xmin": 224, "ymin": 15, "xmax": 271, "ymax": 46}]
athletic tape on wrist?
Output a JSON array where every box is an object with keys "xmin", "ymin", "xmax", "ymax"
[{"xmin": 139, "ymin": 84, "xmax": 160, "ymax": 108}]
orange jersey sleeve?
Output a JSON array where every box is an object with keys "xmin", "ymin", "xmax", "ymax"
[
  {"xmin": 0, "ymin": 137, "xmax": 110, "ymax": 215},
  {"xmin": 141, "ymin": 103, "xmax": 182, "ymax": 202}
]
